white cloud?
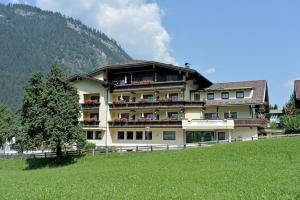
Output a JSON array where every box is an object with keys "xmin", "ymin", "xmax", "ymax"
[
  {"xmin": 36, "ymin": 0, "xmax": 176, "ymax": 64},
  {"xmin": 204, "ymin": 68, "xmax": 216, "ymax": 75},
  {"xmin": 10, "ymin": 0, "xmax": 20, "ymax": 4},
  {"xmin": 286, "ymin": 76, "xmax": 300, "ymax": 89}
]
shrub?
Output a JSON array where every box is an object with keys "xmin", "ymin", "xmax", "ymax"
[
  {"xmin": 282, "ymin": 114, "xmax": 300, "ymax": 134},
  {"xmin": 84, "ymin": 142, "xmax": 96, "ymax": 150}
]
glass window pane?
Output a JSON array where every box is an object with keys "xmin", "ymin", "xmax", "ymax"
[
  {"xmin": 136, "ymin": 131, "xmax": 143, "ymax": 140},
  {"xmin": 163, "ymin": 131, "xmax": 176, "ymax": 140},
  {"xmin": 127, "ymin": 131, "xmax": 134, "ymax": 140},
  {"xmin": 87, "ymin": 131, "xmax": 93, "ymax": 140},
  {"xmin": 145, "ymin": 131, "xmax": 152, "ymax": 140},
  {"xmin": 236, "ymin": 91, "xmax": 244, "ymax": 98},
  {"xmin": 118, "ymin": 131, "xmax": 125, "ymax": 140},
  {"xmin": 207, "ymin": 93, "xmax": 214, "ymax": 100},
  {"xmin": 221, "ymin": 92, "xmax": 229, "ymax": 99},
  {"xmin": 95, "ymin": 131, "xmax": 102, "ymax": 140}
]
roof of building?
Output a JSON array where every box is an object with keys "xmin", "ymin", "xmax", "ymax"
[
  {"xmin": 205, "ymin": 80, "xmax": 268, "ymax": 106},
  {"xmin": 295, "ymin": 80, "xmax": 300, "ymax": 100},
  {"xmin": 69, "ymin": 74, "xmax": 112, "ymax": 87},
  {"xmin": 86, "ymin": 60, "xmax": 212, "ymax": 87}
]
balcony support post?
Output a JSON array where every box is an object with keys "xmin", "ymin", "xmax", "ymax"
[{"xmin": 228, "ymin": 130, "xmax": 232, "ymax": 143}]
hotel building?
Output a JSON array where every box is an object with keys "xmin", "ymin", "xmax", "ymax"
[{"xmin": 70, "ymin": 61, "xmax": 269, "ymax": 146}]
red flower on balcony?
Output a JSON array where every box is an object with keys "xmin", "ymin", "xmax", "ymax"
[
  {"xmin": 113, "ymin": 118, "xmax": 128, "ymax": 122},
  {"xmin": 159, "ymin": 98, "xmax": 173, "ymax": 102},
  {"xmin": 84, "ymin": 100, "xmax": 99, "ymax": 104},
  {"xmin": 83, "ymin": 118, "xmax": 98, "ymax": 122}
]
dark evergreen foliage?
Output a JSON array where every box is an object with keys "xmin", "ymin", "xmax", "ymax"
[
  {"xmin": 0, "ymin": 3, "xmax": 131, "ymax": 109},
  {"xmin": 0, "ymin": 104, "xmax": 18, "ymax": 146},
  {"xmin": 20, "ymin": 65, "xmax": 85, "ymax": 156}
]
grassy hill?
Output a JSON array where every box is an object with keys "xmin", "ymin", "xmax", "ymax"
[
  {"xmin": 0, "ymin": 3, "xmax": 131, "ymax": 109},
  {"xmin": 0, "ymin": 138, "xmax": 300, "ymax": 199}
]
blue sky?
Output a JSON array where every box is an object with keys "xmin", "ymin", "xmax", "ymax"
[{"xmin": 1, "ymin": 0, "xmax": 300, "ymax": 107}]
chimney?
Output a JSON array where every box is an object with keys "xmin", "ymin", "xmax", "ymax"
[{"xmin": 185, "ymin": 62, "xmax": 191, "ymax": 69}]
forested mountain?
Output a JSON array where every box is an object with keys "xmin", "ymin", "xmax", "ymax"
[{"xmin": 0, "ymin": 3, "xmax": 132, "ymax": 110}]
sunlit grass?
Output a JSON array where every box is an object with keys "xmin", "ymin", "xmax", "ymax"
[{"xmin": 0, "ymin": 137, "xmax": 300, "ymax": 199}]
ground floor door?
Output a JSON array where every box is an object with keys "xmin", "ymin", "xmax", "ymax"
[{"xmin": 186, "ymin": 131, "xmax": 215, "ymax": 143}]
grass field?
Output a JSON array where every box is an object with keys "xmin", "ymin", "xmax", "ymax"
[{"xmin": 1, "ymin": 138, "xmax": 300, "ymax": 199}]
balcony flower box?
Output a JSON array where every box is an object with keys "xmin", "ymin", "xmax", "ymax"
[
  {"xmin": 159, "ymin": 98, "xmax": 173, "ymax": 102},
  {"xmin": 83, "ymin": 118, "xmax": 98, "ymax": 122},
  {"xmin": 113, "ymin": 118, "xmax": 128, "ymax": 122},
  {"xmin": 112, "ymin": 100, "xmax": 126, "ymax": 104},
  {"xmin": 161, "ymin": 117, "xmax": 178, "ymax": 121},
  {"xmin": 84, "ymin": 100, "xmax": 99, "ymax": 104}
]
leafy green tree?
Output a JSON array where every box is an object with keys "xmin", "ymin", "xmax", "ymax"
[
  {"xmin": 282, "ymin": 115, "xmax": 300, "ymax": 134},
  {"xmin": 20, "ymin": 72, "xmax": 46, "ymax": 151},
  {"xmin": 0, "ymin": 104, "xmax": 18, "ymax": 148},
  {"xmin": 284, "ymin": 94, "xmax": 298, "ymax": 116},
  {"xmin": 44, "ymin": 65, "xmax": 85, "ymax": 157},
  {"xmin": 20, "ymin": 65, "xmax": 85, "ymax": 157}
]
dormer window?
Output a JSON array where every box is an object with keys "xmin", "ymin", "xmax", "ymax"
[
  {"xmin": 221, "ymin": 92, "xmax": 229, "ymax": 99},
  {"xmin": 207, "ymin": 93, "xmax": 214, "ymax": 100},
  {"xmin": 236, "ymin": 91, "xmax": 244, "ymax": 99}
]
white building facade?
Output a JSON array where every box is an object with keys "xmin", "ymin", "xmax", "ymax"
[{"xmin": 70, "ymin": 61, "xmax": 269, "ymax": 146}]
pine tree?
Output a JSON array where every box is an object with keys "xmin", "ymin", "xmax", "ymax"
[
  {"xmin": 20, "ymin": 72, "xmax": 46, "ymax": 151},
  {"xmin": 44, "ymin": 65, "xmax": 85, "ymax": 157}
]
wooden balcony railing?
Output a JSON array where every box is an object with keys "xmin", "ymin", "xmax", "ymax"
[
  {"xmin": 109, "ymin": 100, "xmax": 205, "ymax": 110},
  {"xmin": 81, "ymin": 100, "xmax": 100, "ymax": 110},
  {"xmin": 234, "ymin": 119, "xmax": 265, "ymax": 127},
  {"xmin": 108, "ymin": 120, "xmax": 182, "ymax": 128},
  {"xmin": 112, "ymin": 81, "xmax": 185, "ymax": 92}
]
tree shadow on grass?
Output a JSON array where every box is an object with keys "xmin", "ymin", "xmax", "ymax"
[{"xmin": 24, "ymin": 155, "xmax": 85, "ymax": 170}]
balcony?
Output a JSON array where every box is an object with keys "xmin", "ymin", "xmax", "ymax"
[
  {"xmin": 81, "ymin": 100, "xmax": 100, "ymax": 110},
  {"xmin": 182, "ymin": 119, "xmax": 234, "ymax": 130},
  {"xmin": 112, "ymin": 81, "xmax": 185, "ymax": 93},
  {"xmin": 109, "ymin": 100, "xmax": 205, "ymax": 110},
  {"xmin": 80, "ymin": 118, "xmax": 100, "ymax": 127},
  {"xmin": 234, "ymin": 119, "xmax": 266, "ymax": 127},
  {"xmin": 109, "ymin": 119, "xmax": 182, "ymax": 128}
]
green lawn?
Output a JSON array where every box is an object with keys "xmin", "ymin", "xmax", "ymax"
[{"xmin": 1, "ymin": 138, "xmax": 300, "ymax": 200}]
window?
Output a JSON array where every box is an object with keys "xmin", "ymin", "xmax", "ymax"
[
  {"xmin": 221, "ymin": 92, "xmax": 229, "ymax": 99},
  {"xmin": 194, "ymin": 93, "xmax": 200, "ymax": 101},
  {"xmin": 136, "ymin": 131, "xmax": 143, "ymax": 140},
  {"xmin": 163, "ymin": 131, "xmax": 176, "ymax": 140},
  {"xmin": 144, "ymin": 113, "xmax": 154, "ymax": 120},
  {"xmin": 218, "ymin": 132, "xmax": 225, "ymax": 141},
  {"xmin": 127, "ymin": 131, "xmax": 134, "ymax": 140},
  {"xmin": 205, "ymin": 113, "xmax": 218, "ymax": 120},
  {"xmin": 120, "ymin": 113, "xmax": 129, "ymax": 119},
  {"xmin": 224, "ymin": 112, "xmax": 238, "ymax": 119},
  {"xmin": 90, "ymin": 96, "xmax": 100, "ymax": 103},
  {"xmin": 143, "ymin": 95, "xmax": 154, "ymax": 102},
  {"xmin": 90, "ymin": 113, "xmax": 99, "ymax": 120},
  {"xmin": 118, "ymin": 96, "xmax": 130, "ymax": 102},
  {"xmin": 169, "ymin": 93, "xmax": 179, "ymax": 101},
  {"xmin": 87, "ymin": 131, "xmax": 93, "ymax": 140},
  {"xmin": 167, "ymin": 112, "xmax": 179, "ymax": 120},
  {"xmin": 207, "ymin": 93, "xmax": 214, "ymax": 100},
  {"xmin": 118, "ymin": 131, "xmax": 125, "ymax": 140},
  {"xmin": 166, "ymin": 74, "xmax": 179, "ymax": 81},
  {"xmin": 145, "ymin": 131, "xmax": 152, "ymax": 140},
  {"xmin": 95, "ymin": 131, "xmax": 102, "ymax": 140},
  {"xmin": 236, "ymin": 91, "xmax": 244, "ymax": 98}
]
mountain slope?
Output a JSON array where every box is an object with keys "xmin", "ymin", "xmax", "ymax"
[{"xmin": 0, "ymin": 3, "xmax": 132, "ymax": 109}]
